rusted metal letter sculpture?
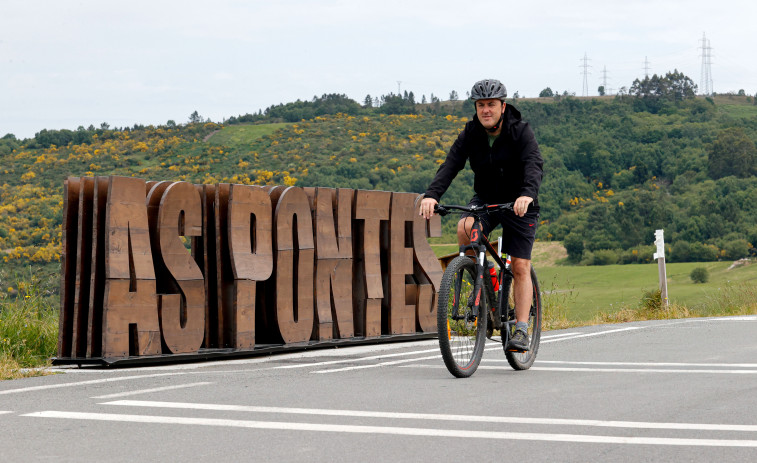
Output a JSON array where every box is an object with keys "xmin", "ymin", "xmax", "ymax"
[{"xmin": 56, "ymin": 176, "xmax": 444, "ymax": 364}]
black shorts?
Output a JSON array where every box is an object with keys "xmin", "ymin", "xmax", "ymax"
[{"xmin": 461, "ymin": 196, "xmax": 539, "ymax": 260}]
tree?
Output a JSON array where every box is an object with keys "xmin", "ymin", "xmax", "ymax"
[
  {"xmin": 188, "ymin": 111, "xmax": 202, "ymax": 123},
  {"xmin": 629, "ymin": 70, "xmax": 697, "ymax": 105},
  {"xmin": 564, "ymin": 232, "xmax": 584, "ymax": 262},
  {"xmin": 380, "ymin": 93, "xmax": 415, "ymax": 115},
  {"xmin": 598, "ymin": 85, "xmax": 605, "ymax": 96},
  {"xmin": 665, "ymin": 69, "xmax": 697, "ymax": 101},
  {"xmin": 363, "ymin": 94, "xmax": 373, "ymax": 108},
  {"xmin": 707, "ymin": 128, "xmax": 757, "ymax": 179},
  {"xmin": 449, "ymin": 90, "xmax": 458, "ymax": 101},
  {"xmin": 539, "ymin": 87, "xmax": 554, "ymax": 98}
]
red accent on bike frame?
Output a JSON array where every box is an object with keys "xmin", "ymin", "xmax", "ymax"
[
  {"xmin": 474, "ymin": 288, "xmax": 481, "ymax": 306},
  {"xmin": 470, "ymin": 228, "xmax": 479, "ymax": 242}
]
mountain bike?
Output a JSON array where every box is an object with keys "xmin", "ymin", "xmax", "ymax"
[{"xmin": 435, "ymin": 203, "xmax": 542, "ymax": 378}]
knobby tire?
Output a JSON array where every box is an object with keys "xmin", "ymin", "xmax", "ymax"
[{"xmin": 437, "ymin": 256, "xmax": 488, "ymax": 378}]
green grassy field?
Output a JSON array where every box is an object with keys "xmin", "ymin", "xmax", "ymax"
[
  {"xmin": 536, "ymin": 261, "xmax": 757, "ymax": 321},
  {"xmin": 206, "ymin": 123, "xmax": 290, "ymax": 146},
  {"xmin": 716, "ymin": 104, "xmax": 757, "ymax": 120},
  {"xmin": 431, "ymin": 242, "xmax": 757, "ymax": 322}
]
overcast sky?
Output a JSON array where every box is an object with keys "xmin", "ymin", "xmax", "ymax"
[{"xmin": 2, "ymin": 0, "xmax": 755, "ymax": 139}]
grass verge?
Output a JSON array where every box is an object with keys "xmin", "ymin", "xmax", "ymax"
[{"xmin": 0, "ymin": 270, "xmax": 58, "ymax": 380}]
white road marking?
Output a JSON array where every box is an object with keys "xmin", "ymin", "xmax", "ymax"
[
  {"xmin": 274, "ymin": 347, "xmax": 441, "ymax": 369},
  {"xmin": 101, "ymin": 399, "xmax": 757, "ymax": 433},
  {"xmin": 22, "ymin": 410, "xmax": 757, "ymax": 447},
  {"xmin": 50, "ymin": 340, "xmax": 440, "ymax": 374},
  {"xmin": 709, "ymin": 316, "xmax": 757, "ymax": 321},
  {"xmin": 541, "ymin": 332, "xmax": 582, "ymax": 339},
  {"xmin": 91, "ymin": 382, "xmax": 213, "ymax": 399},
  {"xmin": 0, "ymin": 373, "xmax": 184, "ymax": 395},
  {"xmin": 407, "ymin": 365, "xmax": 757, "ymax": 374},
  {"xmin": 540, "ymin": 327, "xmax": 642, "ymax": 343},
  {"xmin": 0, "ymin": 411, "xmax": 12, "ymax": 415},
  {"xmin": 537, "ymin": 360, "xmax": 757, "ymax": 368},
  {"xmin": 313, "ymin": 355, "xmax": 442, "ymax": 373},
  {"xmin": 308, "ymin": 327, "xmax": 649, "ymax": 373},
  {"xmin": 530, "ymin": 367, "xmax": 757, "ymax": 374}
]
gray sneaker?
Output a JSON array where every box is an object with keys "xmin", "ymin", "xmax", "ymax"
[{"xmin": 507, "ymin": 329, "xmax": 530, "ymax": 352}]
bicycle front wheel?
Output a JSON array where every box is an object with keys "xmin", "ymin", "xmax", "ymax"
[{"xmin": 437, "ymin": 256, "xmax": 488, "ymax": 378}]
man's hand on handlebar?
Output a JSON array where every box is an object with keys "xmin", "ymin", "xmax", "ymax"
[
  {"xmin": 419, "ymin": 197, "xmax": 438, "ymax": 219},
  {"xmin": 513, "ymin": 196, "xmax": 533, "ymax": 217}
]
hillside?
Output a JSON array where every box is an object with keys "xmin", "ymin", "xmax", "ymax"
[{"xmin": 1, "ymin": 92, "xmax": 757, "ymax": 281}]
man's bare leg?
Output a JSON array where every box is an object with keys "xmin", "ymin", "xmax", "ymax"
[
  {"xmin": 511, "ymin": 256, "xmax": 532, "ymax": 324},
  {"xmin": 456, "ymin": 217, "xmax": 476, "ymax": 250}
]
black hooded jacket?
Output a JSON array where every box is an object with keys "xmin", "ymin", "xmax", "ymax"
[{"xmin": 424, "ymin": 104, "xmax": 543, "ymax": 207}]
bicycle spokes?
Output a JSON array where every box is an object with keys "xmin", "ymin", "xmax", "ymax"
[{"xmin": 437, "ymin": 256, "xmax": 488, "ymax": 378}]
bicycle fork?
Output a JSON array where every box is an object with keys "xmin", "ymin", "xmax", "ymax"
[{"xmin": 451, "ymin": 270, "xmax": 483, "ymax": 323}]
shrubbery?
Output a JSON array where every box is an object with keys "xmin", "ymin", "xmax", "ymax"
[{"xmin": 690, "ymin": 267, "xmax": 709, "ymax": 283}]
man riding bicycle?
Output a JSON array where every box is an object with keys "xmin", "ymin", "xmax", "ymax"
[{"xmin": 419, "ymin": 78, "xmax": 544, "ymax": 352}]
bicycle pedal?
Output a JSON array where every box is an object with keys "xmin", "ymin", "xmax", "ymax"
[{"xmin": 506, "ymin": 347, "xmax": 528, "ymax": 353}]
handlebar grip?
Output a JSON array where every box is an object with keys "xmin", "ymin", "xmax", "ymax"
[{"xmin": 434, "ymin": 204, "xmax": 450, "ymax": 216}]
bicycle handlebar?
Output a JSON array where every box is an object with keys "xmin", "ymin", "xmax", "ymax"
[{"xmin": 434, "ymin": 202, "xmax": 514, "ymax": 217}]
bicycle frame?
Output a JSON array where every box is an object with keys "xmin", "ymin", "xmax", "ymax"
[
  {"xmin": 435, "ymin": 201, "xmax": 542, "ymax": 375},
  {"xmin": 458, "ymin": 221, "xmax": 514, "ymax": 332}
]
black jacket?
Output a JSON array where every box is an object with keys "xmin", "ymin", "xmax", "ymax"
[{"xmin": 424, "ymin": 104, "xmax": 543, "ymax": 207}]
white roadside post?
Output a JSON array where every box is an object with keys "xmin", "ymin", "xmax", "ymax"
[{"xmin": 653, "ymin": 229, "xmax": 669, "ymax": 308}]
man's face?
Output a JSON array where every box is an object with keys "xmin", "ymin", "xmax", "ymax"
[{"xmin": 475, "ymin": 98, "xmax": 505, "ymax": 130}]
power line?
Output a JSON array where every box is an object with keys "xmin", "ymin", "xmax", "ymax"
[
  {"xmin": 699, "ymin": 32, "xmax": 714, "ymax": 95},
  {"xmin": 601, "ymin": 66, "xmax": 610, "ymax": 95},
  {"xmin": 643, "ymin": 56, "xmax": 651, "ymax": 78},
  {"xmin": 580, "ymin": 53, "xmax": 591, "ymax": 97}
]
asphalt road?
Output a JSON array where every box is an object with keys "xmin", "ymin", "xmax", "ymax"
[{"xmin": 2, "ymin": 316, "xmax": 757, "ymax": 462}]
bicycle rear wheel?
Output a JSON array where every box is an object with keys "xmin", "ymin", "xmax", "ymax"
[
  {"xmin": 437, "ymin": 256, "xmax": 488, "ymax": 378},
  {"xmin": 503, "ymin": 266, "xmax": 542, "ymax": 370}
]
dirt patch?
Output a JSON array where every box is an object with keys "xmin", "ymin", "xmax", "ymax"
[
  {"xmin": 530, "ymin": 241, "xmax": 567, "ymax": 267},
  {"xmin": 202, "ymin": 129, "xmax": 221, "ymax": 143},
  {"xmin": 727, "ymin": 258, "xmax": 753, "ymax": 271}
]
